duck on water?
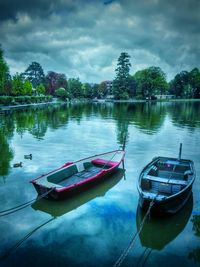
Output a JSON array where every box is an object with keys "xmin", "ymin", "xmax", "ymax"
[{"xmin": 137, "ymin": 144, "xmax": 195, "ymax": 215}]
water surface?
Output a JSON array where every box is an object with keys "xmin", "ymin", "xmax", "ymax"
[{"xmin": 0, "ymin": 102, "xmax": 200, "ymax": 267}]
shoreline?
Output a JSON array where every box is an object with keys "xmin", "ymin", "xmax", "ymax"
[
  {"xmin": 0, "ymin": 98, "xmax": 200, "ymax": 111},
  {"xmin": 0, "ymin": 100, "xmax": 59, "ymax": 112}
]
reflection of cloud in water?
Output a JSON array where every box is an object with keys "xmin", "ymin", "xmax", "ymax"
[
  {"xmin": 0, "ymin": 170, "xmax": 139, "ymax": 267},
  {"xmin": 32, "ymin": 169, "xmax": 125, "ymax": 217},
  {"xmin": 1, "ymin": 170, "xmax": 128, "ymax": 262}
]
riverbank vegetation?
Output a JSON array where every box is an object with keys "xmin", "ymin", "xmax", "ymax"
[{"xmin": 0, "ymin": 45, "xmax": 200, "ymax": 104}]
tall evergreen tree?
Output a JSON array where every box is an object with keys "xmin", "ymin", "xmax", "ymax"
[
  {"xmin": 112, "ymin": 52, "xmax": 131, "ymax": 99},
  {"xmin": 23, "ymin": 62, "xmax": 45, "ymax": 88},
  {"xmin": 0, "ymin": 45, "xmax": 10, "ymax": 95}
]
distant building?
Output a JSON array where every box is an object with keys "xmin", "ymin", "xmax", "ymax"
[
  {"xmin": 103, "ymin": 80, "xmax": 113, "ymax": 93},
  {"xmin": 101, "ymin": 80, "xmax": 113, "ymax": 98},
  {"xmin": 155, "ymin": 94, "xmax": 175, "ymax": 99}
]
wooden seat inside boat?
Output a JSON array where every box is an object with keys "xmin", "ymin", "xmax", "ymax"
[
  {"xmin": 91, "ymin": 158, "xmax": 118, "ymax": 168},
  {"xmin": 148, "ymin": 161, "xmax": 191, "ymax": 182},
  {"xmin": 45, "ymin": 159, "xmax": 113, "ymax": 188}
]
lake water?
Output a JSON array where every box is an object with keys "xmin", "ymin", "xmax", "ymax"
[{"xmin": 0, "ymin": 101, "xmax": 200, "ymax": 267}]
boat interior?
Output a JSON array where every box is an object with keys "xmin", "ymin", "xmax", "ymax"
[
  {"xmin": 141, "ymin": 158, "xmax": 194, "ymax": 197},
  {"xmin": 36, "ymin": 158, "xmax": 119, "ymax": 189}
]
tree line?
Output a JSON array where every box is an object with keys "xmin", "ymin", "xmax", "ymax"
[
  {"xmin": 0, "ymin": 45, "xmax": 200, "ymax": 101},
  {"xmin": 113, "ymin": 52, "xmax": 200, "ymax": 99}
]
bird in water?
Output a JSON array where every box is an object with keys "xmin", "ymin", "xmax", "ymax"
[
  {"xmin": 13, "ymin": 162, "xmax": 23, "ymax": 168},
  {"xmin": 24, "ymin": 154, "xmax": 32, "ymax": 160}
]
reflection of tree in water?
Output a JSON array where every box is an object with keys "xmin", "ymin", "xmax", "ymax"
[
  {"xmin": 168, "ymin": 102, "xmax": 200, "ymax": 129},
  {"xmin": 188, "ymin": 215, "xmax": 200, "ymax": 264},
  {"xmin": 12, "ymin": 105, "xmax": 70, "ymax": 139},
  {"xmin": 128, "ymin": 102, "xmax": 167, "ymax": 134},
  {"xmin": 112, "ymin": 103, "xmax": 130, "ymax": 146},
  {"xmin": 0, "ymin": 114, "xmax": 14, "ymax": 176},
  {"xmin": 192, "ymin": 215, "xmax": 200, "ymax": 236},
  {"xmin": 112, "ymin": 102, "xmax": 167, "ymax": 147},
  {"xmin": 0, "ymin": 102, "xmax": 198, "ymax": 177},
  {"xmin": 0, "ymin": 130, "xmax": 13, "ymax": 176},
  {"xmin": 188, "ymin": 247, "xmax": 200, "ymax": 264}
]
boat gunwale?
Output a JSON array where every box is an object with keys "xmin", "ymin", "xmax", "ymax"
[
  {"xmin": 31, "ymin": 149, "xmax": 125, "ymax": 193},
  {"xmin": 137, "ymin": 156, "xmax": 196, "ymax": 202}
]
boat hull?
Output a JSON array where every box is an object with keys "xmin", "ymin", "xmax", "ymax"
[
  {"xmin": 138, "ymin": 156, "xmax": 195, "ymax": 215},
  {"xmin": 139, "ymin": 181, "xmax": 194, "ymax": 215},
  {"xmin": 33, "ymin": 166, "xmax": 120, "ymax": 200}
]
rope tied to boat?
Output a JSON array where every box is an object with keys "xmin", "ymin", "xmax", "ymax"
[
  {"xmin": 112, "ymin": 197, "xmax": 156, "ymax": 267},
  {"xmin": 0, "ymin": 187, "xmax": 55, "ymax": 217},
  {"xmin": 101, "ymin": 150, "xmax": 121, "ymax": 170},
  {"xmin": 0, "ymin": 217, "xmax": 54, "ymax": 261}
]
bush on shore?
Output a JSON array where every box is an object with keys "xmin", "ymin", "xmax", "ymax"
[{"xmin": 0, "ymin": 95, "xmax": 53, "ymax": 106}]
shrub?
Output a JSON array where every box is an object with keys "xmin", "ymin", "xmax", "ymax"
[
  {"xmin": 55, "ymin": 87, "xmax": 68, "ymax": 99},
  {"xmin": 0, "ymin": 96, "xmax": 14, "ymax": 105}
]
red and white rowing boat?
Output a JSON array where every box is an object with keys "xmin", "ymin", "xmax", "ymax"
[{"xmin": 31, "ymin": 149, "xmax": 125, "ymax": 200}]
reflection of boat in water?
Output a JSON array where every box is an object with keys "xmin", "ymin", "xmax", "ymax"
[
  {"xmin": 32, "ymin": 169, "xmax": 125, "ymax": 217},
  {"xmin": 0, "ymin": 170, "xmax": 124, "ymax": 261},
  {"xmin": 136, "ymin": 194, "xmax": 193, "ymax": 250}
]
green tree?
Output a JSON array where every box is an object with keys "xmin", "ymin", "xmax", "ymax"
[
  {"xmin": 112, "ymin": 52, "xmax": 131, "ymax": 99},
  {"xmin": 189, "ymin": 68, "xmax": 200, "ymax": 98},
  {"xmin": 82, "ymin": 83, "xmax": 93, "ymax": 99},
  {"xmin": 0, "ymin": 130, "xmax": 13, "ymax": 176},
  {"xmin": 0, "ymin": 45, "xmax": 10, "ymax": 95},
  {"xmin": 68, "ymin": 78, "xmax": 83, "ymax": 98},
  {"xmin": 134, "ymin": 66, "xmax": 168, "ymax": 98},
  {"xmin": 170, "ymin": 71, "xmax": 190, "ymax": 97},
  {"xmin": 23, "ymin": 79, "xmax": 32, "ymax": 95},
  {"xmin": 55, "ymin": 87, "xmax": 68, "ymax": 99},
  {"xmin": 23, "ymin": 62, "xmax": 45, "ymax": 88},
  {"xmin": 36, "ymin": 83, "xmax": 45, "ymax": 95},
  {"xmin": 11, "ymin": 73, "xmax": 24, "ymax": 96}
]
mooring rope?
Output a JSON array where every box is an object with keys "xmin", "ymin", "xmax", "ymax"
[
  {"xmin": 101, "ymin": 150, "xmax": 121, "ymax": 170},
  {"xmin": 0, "ymin": 187, "xmax": 55, "ymax": 217},
  {"xmin": 113, "ymin": 199, "xmax": 155, "ymax": 267},
  {"xmin": 135, "ymin": 247, "xmax": 149, "ymax": 267},
  {"xmin": 140, "ymin": 248, "xmax": 152, "ymax": 267},
  {"xmin": 0, "ymin": 217, "xmax": 54, "ymax": 261}
]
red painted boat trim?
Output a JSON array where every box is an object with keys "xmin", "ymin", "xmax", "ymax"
[{"xmin": 30, "ymin": 149, "xmax": 125, "ymax": 194}]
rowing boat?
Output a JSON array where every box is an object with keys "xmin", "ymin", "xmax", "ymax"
[
  {"xmin": 31, "ymin": 149, "xmax": 125, "ymax": 200},
  {"xmin": 137, "ymin": 144, "xmax": 195, "ymax": 214}
]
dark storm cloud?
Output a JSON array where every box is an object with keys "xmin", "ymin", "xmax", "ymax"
[
  {"xmin": 0, "ymin": 0, "xmax": 78, "ymax": 21},
  {"xmin": 0, "ymin": 0, "xmax": 199, "ymax": 82}
]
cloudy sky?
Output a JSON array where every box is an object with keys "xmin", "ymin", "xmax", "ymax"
[{"xmin": 0, "ymin": 0, "xmax": 200, "ymax": 83}]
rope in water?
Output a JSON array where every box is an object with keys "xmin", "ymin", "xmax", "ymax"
[
  {"xmin": 0, "ymin": 217, "xmax": 54, "ymax": 261},
  {"xmin": 113, "ymin": 199, "xmax": 155, "ymax": 267},
  {"xmin": 0, "ymin": 187, "xmax": 55, "ymax": 217}
]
